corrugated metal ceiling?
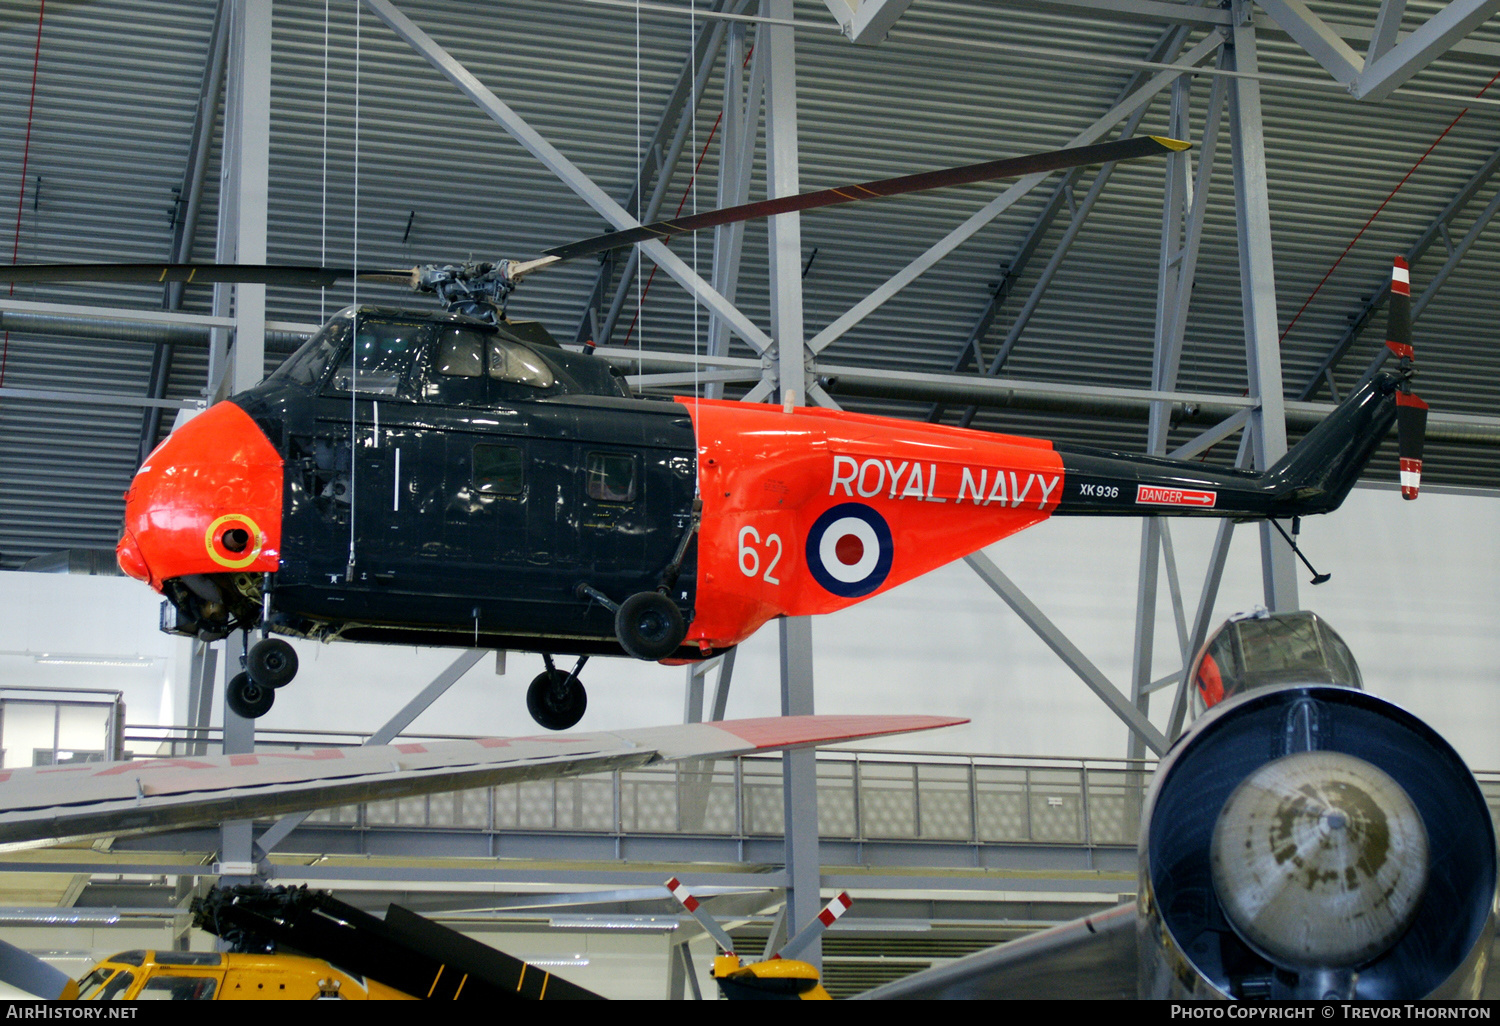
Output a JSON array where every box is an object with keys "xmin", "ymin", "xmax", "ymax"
[{"xmin": 1, "ymin": 0, "xmax": 1497, "ymax": 566}]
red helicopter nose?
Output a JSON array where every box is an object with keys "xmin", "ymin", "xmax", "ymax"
[{"xmin": 117, "ymin": 401, "xmax": 283, "ymax": 590}]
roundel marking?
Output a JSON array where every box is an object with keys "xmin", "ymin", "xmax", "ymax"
[
  {"xmin": 806, "ymin": 503, "xmax": 893, "ymax": 598},
  {"xmin": 205, "ymin": 513, "xmax": 265, "ymax": 570}
]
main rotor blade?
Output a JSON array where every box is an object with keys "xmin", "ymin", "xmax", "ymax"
[
  {"xmin": 0, "ymin": 263, "xmax": 417, "ymax": 287},
  {"xmin": 543, "ymin": 135, "xmax": 1188, "ymax": 264}
]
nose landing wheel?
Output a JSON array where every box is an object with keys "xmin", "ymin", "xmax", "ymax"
[{"xmin": 527, "ymin": 655, "xmax": 588, "ymax": 731}]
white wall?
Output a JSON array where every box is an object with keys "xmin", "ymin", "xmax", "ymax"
[{"xmin": 0, "ymin": 483, "xmax": 1494, "ymax": 768}]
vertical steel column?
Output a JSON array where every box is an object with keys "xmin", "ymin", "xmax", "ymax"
[
  {"xmin": 214, "ymin": 0, "xmax": 272, "ymax": 889},
  {"xmin": 761, "ymin": 0, "xmax": 821, "ymax": 971},
  {"xmin": 214, "ymin": 0, "xmax": 271, "ymax": 401},
  {"xmin": 141, "ymin": 0, "xmax": 230, "ymax": 463},
  {"xmin": 1126, "ymin": 74, "xmax": 1192, "ymax": 760},
  {"xmin": 763, "ymin": 0, "xmax": 808, "ymax": 408},
  {"xmin": 778, "ymin": 614, "xmax": 821, "ymax": 971},
  {"xmin": 706, "ymin": 20, "xmax": 762, "ymax": 399},
  {"xmin": 218, "ymin": 630, "xmax": 258, "ymax": 889},
  {"xmin": 1228, "ymin": 1, "xmax": 1298, "ymax": 610}
]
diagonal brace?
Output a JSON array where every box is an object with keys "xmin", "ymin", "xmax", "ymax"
[{"xmin": 965, "ymin": 552, "xmax": 1169, "ymax": 755}]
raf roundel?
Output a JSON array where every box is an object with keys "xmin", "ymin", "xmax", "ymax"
[{"xmin": 806, "ymin": 503, "xmax": 894, "ymax": 598}]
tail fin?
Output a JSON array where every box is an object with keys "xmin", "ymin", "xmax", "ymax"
[
  {"xmin": 1265, "ymin": 257, "xmax": 1427, "ymax": 510},
  {"xmin": 1050, "ymin": 258, "xmax": 1427, "ymax": 521}
]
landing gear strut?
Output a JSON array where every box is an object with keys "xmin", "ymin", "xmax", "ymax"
[
  {"xmin": 576, "ymin": 584, "xmax": 687, "ymax": 661},
  {"xmin": 527, "ymin": 654, "xmax": 588, "ymax": 731}
]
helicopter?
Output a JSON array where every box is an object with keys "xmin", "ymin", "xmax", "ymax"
[{"xmin": 5, "ymin": 136, "xmax": 1428, "ymax": 731}]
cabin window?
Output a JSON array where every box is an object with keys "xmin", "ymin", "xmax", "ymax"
[
  {"xmin": 474, "ymin": 444, "xmax": 524, "ymax": 495},
  {"xmin": 437, "ymin": 327, "xmax": 485, "ymax": 377},
  {"xmin": 586, "ymin": 452, "xmax": 637, "ymax": 502},
  {"xmin": 138, "ymin": 975, "xmax": 219, "ymax": 1000},
  {"xmin": 331, "ymin": 320, "xmax": 421, "ymax": 395},
  {"xmin": 489, "ymin": 337, "xmax": 555, "ymax": 388}
]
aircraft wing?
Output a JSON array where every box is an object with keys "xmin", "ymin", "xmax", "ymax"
[
  {"xmin": 0, "ymin": 714, "xmax": 963, "ymax": 851},
  {"xmin": 856, "ymin": 902, "xmax": 1137, "ymax": 999}
]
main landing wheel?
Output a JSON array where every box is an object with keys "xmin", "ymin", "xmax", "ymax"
[
  {"xmin": 615, "ymin": 592, "xmax": 686, "ymax": 661},
  {"xmin": 227, "ymin": 671, "xmax": 275, "ymax": 719},
  {"xmin": 527, "ymin": 669, "xmax": 587, "ymax": 731},
  {"xmin": 246, "ymin": 637, "xmax": 298, "ymax": 689}
]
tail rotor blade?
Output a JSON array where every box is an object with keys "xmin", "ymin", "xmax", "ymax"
[
  {"xmin": 1385, "ymin": 257, "xmax": 1427, "ymax": 500},
  {"xmin": 1397, "ymin": 392, "xmax": 1428, "ymax": 500},
  {"xmin": 1386, "ymin": 256, "xmax": 1413, "ymax": 361}
]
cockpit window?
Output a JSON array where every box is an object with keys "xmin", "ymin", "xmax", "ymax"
[
  {"xmin": 331, "ymin": 320, "xmax": 422, "ymax": 395},
  {"xmin": 271, "ymin": 317, "xmax": 349, "ymax": 387},
  {"xmin": 76, "ymin": 967, "xmax": 115, "ymax": 1000},
  {"xmin": 437, "ymin": 328, "xmax": 486, "ymax": 377},
  {"xmin": 88, "ymin": 970, "xmax": 135, "ymax": 1000},
  {"xmin": 489, "ymin": 338, "xmax": 555, "ymax": 388},
  {"xmin": 1192, "ymin": 611, "xmax": 1362, "ymax": 712}
]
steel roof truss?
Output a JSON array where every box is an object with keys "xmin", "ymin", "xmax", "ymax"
[
  {"xmin": 363, "ymin": 0, "xmax": 774, "ymax": 355},
  {"xmin": 1296, "ymin": 142, "xmax": 1500, "ymax": 400},
  {"xmin": 1354, "ymin": 0, "xmax": 1500, "ymax": 101},
  {"xmin": 806, "ymin": 29, "xmax": 1225, "ymax": 355}
]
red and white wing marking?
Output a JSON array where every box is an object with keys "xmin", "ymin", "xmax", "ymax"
[{"xmin": 0, "ymin": 715, "xmax": 965, "ymax": 850}]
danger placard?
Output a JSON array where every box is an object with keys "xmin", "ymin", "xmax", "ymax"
[{"xmin": 1136, "ymin": 485, "xmax": 1216, "ymax": 508}]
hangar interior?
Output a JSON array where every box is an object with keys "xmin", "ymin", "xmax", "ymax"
[{"xmin": 0, "ymin": 0, "xmax": 1498, "ymax": 1000}]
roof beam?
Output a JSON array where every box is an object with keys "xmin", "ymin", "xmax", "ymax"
[
  {"xmin": 821, "ymin": 0, "xmax": 916, "ymax": 44},
  {"xmin": 1354, "ymin": 0, "xmax": 1500, "ymax": 100},
  {"xmin": 995, "ymin": 0, "xmax": 1231, "ymax": 27},
  {"xmin": 806, "ymin": 29, "xmax": 1225, "ymax": 354},
  {"xmin": 1365, "ymin": 0, "xmax": 1407, "ymax": 65},
  {"xmin": 1254, "ymin": 0, "xmax": 1364, "ymax": 85},
  {"xmin": 1294, "ymin": 143, "xmax": 1500, "ymax": 400}
]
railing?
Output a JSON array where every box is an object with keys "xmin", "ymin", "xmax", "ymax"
[
  {"xmin": 291, "ymin": 751, "xmax": 1159, "ymax": 848},
  {"xmin": 123, "ymin": 727, "xmax": 1500, "ymax": 850}
]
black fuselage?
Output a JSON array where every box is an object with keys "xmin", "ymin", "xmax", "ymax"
[{"xmin": 232, "ymin": 308, "xmax": 699, "ymax": 655}]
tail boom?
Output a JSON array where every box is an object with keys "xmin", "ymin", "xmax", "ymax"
[{"xmin": 1050, "ymin": 374, "xmax": 1401, "ymax": 520}]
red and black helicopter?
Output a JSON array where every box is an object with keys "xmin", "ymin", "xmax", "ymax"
[{"xmin": 5, "ymin": 136, "xmax": 1429, "ymax": 730}]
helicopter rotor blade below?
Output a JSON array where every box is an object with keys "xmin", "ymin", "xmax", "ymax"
[
  {"xmin": 0, "ymin": 263, "xmax": 418, "ymax": 288},
  {"xmin": 541, "ymin": 135, "xmax": 1188, "ymax": 265}
]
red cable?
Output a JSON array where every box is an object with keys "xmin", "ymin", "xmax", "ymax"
[
  {"xmin": 1279, "ymin": 64, "xmax": 1500, "ymax": 345},
  {"xmin": 620, "ymin": 108, "xmax": 724, "ymax": 346},
  {"xmin": 3, "ymin": 0, "xmax": 46, "ymax": 388}
]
